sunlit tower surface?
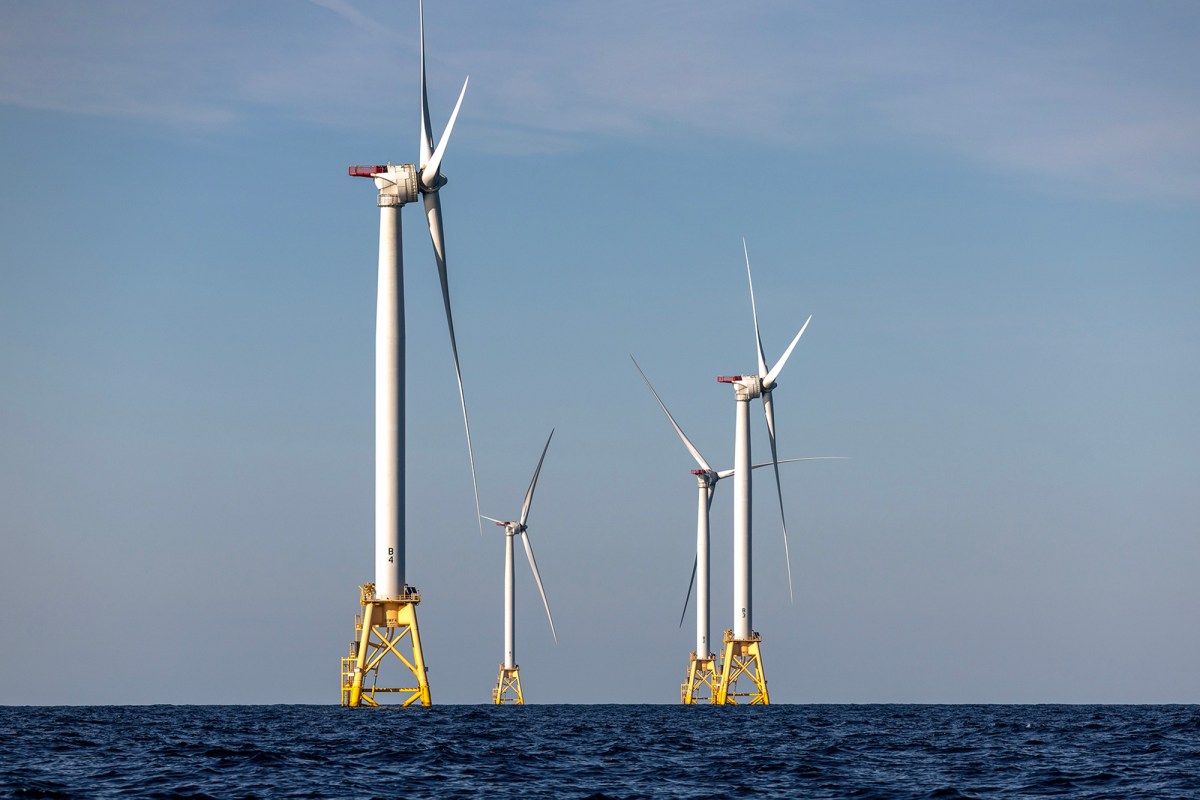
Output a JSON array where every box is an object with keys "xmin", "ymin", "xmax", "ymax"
[{"xmin": 340, "ymin": 1, "xmax": 476, "ymax": 708}]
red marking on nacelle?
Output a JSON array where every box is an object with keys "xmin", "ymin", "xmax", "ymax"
[
  {"xmin": 494, "ymin": 520, "xmax": 510, "ymax": 526},
  {"xmin": 691, "ymin": 469, "xmax": 707, "ymax": 475},
  {"xmin": 716, "ymin": 375, "xmax": 742, "ymax": 383},
  {"xmin": 348, "ymin": 165, "xmax": 387, "ymax": 177}
]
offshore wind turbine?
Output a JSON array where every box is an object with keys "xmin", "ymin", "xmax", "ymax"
[
  {"xmin": 341, "ymin": 1, "xmax": 477, "ymax": 708},
  {"xmin": 631, "ymin": 355, "xmax": 721, "ymax": 702},
  {"xmin": 714, "ymin": 242, "xmax": 813, "ymax": 705},
  {"xmin": 482, "ymin": 430, "xmax": 558, "ymax": 705},
  {"xmin": 632, "ymin": 356, "xmax": 841, "ymax": 704}
]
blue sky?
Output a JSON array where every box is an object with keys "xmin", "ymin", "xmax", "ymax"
[{"xmin": 1, "ymin": 1, "xmax": 1197, "ymax": 704}]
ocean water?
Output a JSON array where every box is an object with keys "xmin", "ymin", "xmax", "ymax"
[{"xmin": 0, "ymin": 705, "xmax": 1196, "ymax": 799}]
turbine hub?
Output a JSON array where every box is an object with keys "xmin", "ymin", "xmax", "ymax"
[{"xmin": 420, "ymin": 169, "xmax": 448, "ymax": 193}]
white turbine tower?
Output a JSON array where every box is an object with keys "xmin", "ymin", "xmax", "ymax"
[
  {"xmin": 714, "ymin": 241, "xmax": 812, "ymax": 705},
  {"xmin": 342, "ymin": 1, "xmax": 478, "ymax": 709},
  {"xmin": 632, "ymin": 356, "xmax": 841, "ymax": 704},
  {"xmin": 482, "ymin": 430, "xmax": 559, "ymax": 705}
]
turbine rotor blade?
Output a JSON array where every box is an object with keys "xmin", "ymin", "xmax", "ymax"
[
  {"xmin": 423, "ymin": 76, "xmax": 469, "ymax": 188},
  {"xmin": 762, "ymin": 388, "xmax": 777, "ymax": 445},
  {"xmin": 715, "ymin": 456, "xmax": 847, "ymax": 480},
  {"xmin": 423, "ymin": 191, "xmax": 482, "ymax": 535},
  {"xmin": 753, "ymin": 456, "xmax": 847, "ymax": 469},
  {"xmin": 630, "ymin": 355, "xmax": 713, "ymax": 473},
  {"xmin": 480, "ymin": 515, "xmax": 505, "ymax": 526},
  {"xmin": 764, "ymin": 314, "xmax": 811, "ymax": 389},
  {"xmin": 520, "ymin": 530, "xmax": 557, "ymax": 643},
  {"xmin": 679, "ymin": 555, "xmax": 697, "ymax": 629},
  {"xmin": 745, "ymin": 239, "xmax": 769, "ymax": 379},
  {"xmin": 519, "ymin": 429, "xmax": 554, "ymax": 528},
  {"xmin": 418, "ymin": 0, "xmax": 433, "ymax": 169},
  {"xmin": 762, "ymin": 392, "xmax": 794, "ymax": 604}
]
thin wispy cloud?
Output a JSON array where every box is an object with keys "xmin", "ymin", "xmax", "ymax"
[
  {"xmin": 308, "ymin": 0, "xmax": 389, "ymax": 37},
  {"xmin": 1, "ymin": 1, "xmax": 1196, "ymax": 200},
  {"xmin": 0, "ymin": 1, "xmax": 403, "ymax": 130}
]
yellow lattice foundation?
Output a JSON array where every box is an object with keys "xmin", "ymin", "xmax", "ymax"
[
  {"xmin": 492, "ymin": 666, "xmax": 523, "ymax": 704},
  {"xmin": 680, "ymin": 653, "xmax": 718, "ymax": 704},
  {"xmin": 340, "ymin": 583, "xmax": 431, "ymax": 707},
  {"xmin": 714, "ymin": 629, "xmax": 769, "ymax": 705}
]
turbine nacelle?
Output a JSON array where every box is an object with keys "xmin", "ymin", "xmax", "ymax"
[
  {"xmin": 348, "ymin": 164, "xmax": 420, "ymax": 206},
  {"xmin": 484, "ymin": 516, "xmax": 527, "ymax": 534},
  {"xmin": 717, "ymin": 374, "xmax": 764, "ymax": 400}
]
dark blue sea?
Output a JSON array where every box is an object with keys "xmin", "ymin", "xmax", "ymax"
[{"xmin": 1, "ymin": 705, "xmax": 1196, "ymax": 799}]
